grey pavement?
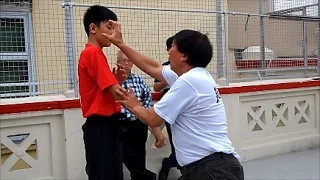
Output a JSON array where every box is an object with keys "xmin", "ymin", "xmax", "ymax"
[{"xmin": 123, "ymin": 147, "xmax": 320, "ymax": 180}]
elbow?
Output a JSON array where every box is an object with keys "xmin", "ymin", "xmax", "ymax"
[{"xmin": 153, "ymin": 85, "xmax": 162, "ymax": 92}]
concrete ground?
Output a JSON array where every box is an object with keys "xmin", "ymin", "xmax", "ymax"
[{"xmin": 123, "ymin": 147, "xmax": 320, "ymax": 180}]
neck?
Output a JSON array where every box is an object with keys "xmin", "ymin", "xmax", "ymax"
[
  {"xmin": 176, "ymin": 65, "xmax": 194, "ymax": 76},
  {"xmin": 87, "ymin": 37, "xmax": 102, "ymax": 49}
]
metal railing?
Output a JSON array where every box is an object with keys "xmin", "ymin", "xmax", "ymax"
[{"xmin": 0, "ymin": 0, "xmax": 319, "ymax": 99}]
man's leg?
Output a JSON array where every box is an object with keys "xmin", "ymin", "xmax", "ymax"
[
  {"xmin": 123, "ymin": 120, "xmax": 156, "ymax": 180},
  {"xmin": 82, "ymin": 117, "xmax": 123, "ymax": 180},
  {"xmin": 165, "ymin": 122, "xmax": 180, "ymax": 168},
  {"xmin": 159, "ymin": 122, "xmax": 180, "ymax": 180}
]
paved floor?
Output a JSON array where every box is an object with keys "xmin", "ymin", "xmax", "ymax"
[{"xmin": 123, "ymin": 147, "xmax": 320, "ymax": 180}]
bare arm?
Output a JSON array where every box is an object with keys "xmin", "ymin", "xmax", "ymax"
[
  {"xmin": 102, "ymin": 21, "xmax": 167, "ymax": 83},
  {"xmin": 117, "ymin": 43, "xmax": 166, "ymax": 82},
  {"xmin": 107, "ymin": 84, "xmax": 124, "ymax": 100},
  {"xmin": 132, "ymin": 106, "xmax": 165, "ymax": 128},
  {"xmin": 153, "ymin": 81, "xmax": 168, "ymax": 92}
]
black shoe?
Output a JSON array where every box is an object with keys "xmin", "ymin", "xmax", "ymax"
[{"xmin": 131, "ymin": 170, "xmax": 156, "ymax": 180}]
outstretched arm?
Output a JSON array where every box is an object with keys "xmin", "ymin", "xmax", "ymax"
[
  {"xmin": 153, "ymin": 81, "xmax": 168, "ymax": 92},
  {"xmin": 102, "ymin": 20, "xmax": 166, "ymax": 83}
]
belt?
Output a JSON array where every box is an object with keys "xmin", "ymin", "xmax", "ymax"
[
  {"xmin": 122, "ymin": 116, "xmax": 138, "ymax": 121},
  {"xmin": 130, "ymin": 116, "xmax": 138, "ymax": 121}
]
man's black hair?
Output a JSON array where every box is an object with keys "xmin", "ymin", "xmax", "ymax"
[
  {"xmin": 166, "ymin": 36, "xmax": 174, "ymax": 50},
  {"xmin": 173, "ymin": 30, "xmax": 213, "ymax": 68},
  {"xmin": 83, "ymin": 5, "xmax": 117, "ymax": 36}
]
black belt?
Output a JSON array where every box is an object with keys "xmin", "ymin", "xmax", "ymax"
[
  {"xmin": 86, "ymin": 113, "xmax": 125, "ymax": 125},
  {"xmin": 122, "ymin": 116, "xmax": 138, "ymax": 121}
]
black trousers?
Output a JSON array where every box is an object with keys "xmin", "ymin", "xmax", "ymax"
[
  {"xmin": 164, "ymin": 122, "xmax": 180, "ymax": 168},
  {"xmin": 179, "ymin": 152, "xmax": 244, "ymax": 180},
  {"xmin": 82, "ymin": 114, "xmax": 124, "ymax": 180},
  {"xmin": 122, "ymin": 119, "xmax": 155, "ymax": 180}
]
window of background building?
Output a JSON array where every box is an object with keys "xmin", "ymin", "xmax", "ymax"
[{"xmin": 0, "ymin": 0, "xmax": 36, "ymax": 99}]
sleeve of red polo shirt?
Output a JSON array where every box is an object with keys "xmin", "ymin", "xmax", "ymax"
[{"xmin": 87, "ymin": 51, "xmax": 118, "ymax": 91}]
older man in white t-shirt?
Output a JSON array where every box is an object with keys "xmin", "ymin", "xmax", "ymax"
[{"xmin": 102, "ymin": 22, "xmax": 244, "ymax": 180}]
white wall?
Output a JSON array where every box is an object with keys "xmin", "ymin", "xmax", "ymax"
[{"xmin": 1, "ymin": 81, "xmax": 319, "ymax": 180}]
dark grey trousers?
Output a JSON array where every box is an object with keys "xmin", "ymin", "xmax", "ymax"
[{"xmin": 179, "ymin": 152, "xmax": 244, "ymax": 180}]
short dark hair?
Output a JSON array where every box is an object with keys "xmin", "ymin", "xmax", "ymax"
[
  {"xmin": 166, "ymin": 36, "xmax": 174, "ymax": 50},
  {"xmin": 83, "ymin": 5, "xmax": 117, "ymax": 36},
  {"xmin": 173, "ymin": 30, "xmax": 213, "ymax": 68}
]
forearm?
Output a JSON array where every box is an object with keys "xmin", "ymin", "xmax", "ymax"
[
  {"xmin": 117, "ymin": 43, "xmax": 165, "ymax": 82},
  {"xmin": 132, "ymin": 106, "xmax": 164, "ymax": 128},
  {"xmin": 153, "ymin": 82, "xmax": 167, "ymax": 92}
]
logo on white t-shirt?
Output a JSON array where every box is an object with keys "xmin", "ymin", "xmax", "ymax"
[{"xmin": 214, "ymin": 87, "xmax": 221, "ymax": 103}]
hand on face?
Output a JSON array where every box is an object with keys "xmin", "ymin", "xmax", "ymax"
[
  {"xmin": 102, "ymin": 20, "xmax": 124, "ymax": 47},
  {"xmin": 115, "ymin": 87, "xmax": 141, "ymax": 112},
  {"xmin": 113, "ymin": 63, "xmax": 127, "ymax": 84}
]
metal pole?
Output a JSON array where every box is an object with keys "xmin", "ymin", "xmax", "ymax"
[
  {"xmin": 302, "ymin": 7, "xmax": 308, "ymax": 75},
  {"xmin": 216, "ymin": 0, "xmax": 224, "ymax": 78},
  {"xmin": 318, "ymin": 2, "xmax": 320, "ymax": 76},
  {"xmin": 64, "ymin": 0, "xmax": 74, "ymax": 90},
  {"xmin": 224, "ymin": 12, "xmax": 229, "ymax": 85},
  {"xmin": 259, "ymin": 0, "xmax": 266, "ymax": 77},
  {"xmin": 63, "ymin": 1, "xmax": 79, "ymax": 97}
]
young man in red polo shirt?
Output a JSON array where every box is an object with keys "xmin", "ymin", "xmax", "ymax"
[{"xmin": 77, "ymin": 5, "xmax": 126, "ymax": 180}]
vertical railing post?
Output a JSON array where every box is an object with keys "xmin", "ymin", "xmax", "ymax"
[
  {"xmin": 224, "ymin": 12, "xmax": 229, "ymax": 86},
  {"xmin": 259, "ymin": 0, "xmax": 266, "ymax": 77},
  {"xmin": 317, "ymin": 2, "xmax": 320, "ymax": 76},
  {"xmin": 216, "ymin": 0, "xmax": 224, "ymax": 79},
  {"xmin": 63, "ymin": 0, "xmax": 78, "ymax": 97},
  {"xmin": 302, "ymin": 7, "xmax": 308, "ymax": 75}
]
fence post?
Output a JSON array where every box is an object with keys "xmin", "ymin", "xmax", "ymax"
[
  {"xmin": 302, "ymin": 7, "xmax": 308, "ymax": 75},
  {"xmin": 224, "ymin": 12, "xmax": 229, "ymax": 86},
  {"xmin": 216, "ymin": 0, "xmax": 224, "ymax": 79},
  {"xmin": 259, "ymin": 0, "xmax": 266, "ymax": 77},
  {"xmin": 318, "ymin": 2, "xmax": 320, "ymax": 76},
  {"xmin": 63, "ymin": 0, "xmax": 79, "ymax": 97}
]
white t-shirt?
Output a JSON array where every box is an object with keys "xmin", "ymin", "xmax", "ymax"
[{"xmin": 154, "ymin": 66, "xmax": 240, "ymax": 166}]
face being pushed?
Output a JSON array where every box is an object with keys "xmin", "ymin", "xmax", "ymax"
[{"xmin": 90, "ymin": 20, "xmax": 114, "ymax": 47}]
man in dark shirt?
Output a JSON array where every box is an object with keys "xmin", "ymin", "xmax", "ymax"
[{"xmin": 118, "ymin": 51, "xmax": 165, "ymax": 180}]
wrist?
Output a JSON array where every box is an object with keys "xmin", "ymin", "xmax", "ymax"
[
  {"xmin": 131, "ymin": 105, "xmax": 143, "ymax": 115},
  {"xmin": 117, "ymin": 41, "xmax": 127, "ymax": 49}
]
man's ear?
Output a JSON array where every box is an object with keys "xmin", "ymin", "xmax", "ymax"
[
  {"xmin": 89, "ymin": 23, "xmax": 97, "ymax": 34},
  {"xmin": 180, "ymin": 54, "xmax": 188, "ymax": 62}
]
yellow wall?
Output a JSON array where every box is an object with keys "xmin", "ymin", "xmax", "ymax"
[
  {"xmin": 32, "ymin": 0, "xmax": 69, "ymax": 94},
  {"xmin": 30, "ymin": 0, "xmax": 227, "ymax": 91}
]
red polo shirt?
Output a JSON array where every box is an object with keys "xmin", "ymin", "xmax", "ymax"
[{"xmin": 78, "ymin": 44, "xmax": 121, "ymax": 118}]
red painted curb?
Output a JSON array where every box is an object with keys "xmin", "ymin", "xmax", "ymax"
[{"xmin": 1, "ymin": 80, "xmax": 319, "ymax": 114}]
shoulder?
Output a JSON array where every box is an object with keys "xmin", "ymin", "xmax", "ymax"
[
  {"xmin": 162, "ymin": 61, "xmax": 170, "ymax": 66},
  {"xmin": 179, "ymin": 68, "xmax": 211, "ymax": 90},
  {"xmin": 130, "ymin": 73, "xmax": 143, "ymax": 80},
  {"xmin": 79, "ymin": 46, "xmax": 104, "ymax": 63},
  {"xmin": 81, "ymin": 45, "xmax": 101, "ymax": 56},
  {"xmin": 129, "ymin": 73, "xmax": 146, "ymax": 84}
]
